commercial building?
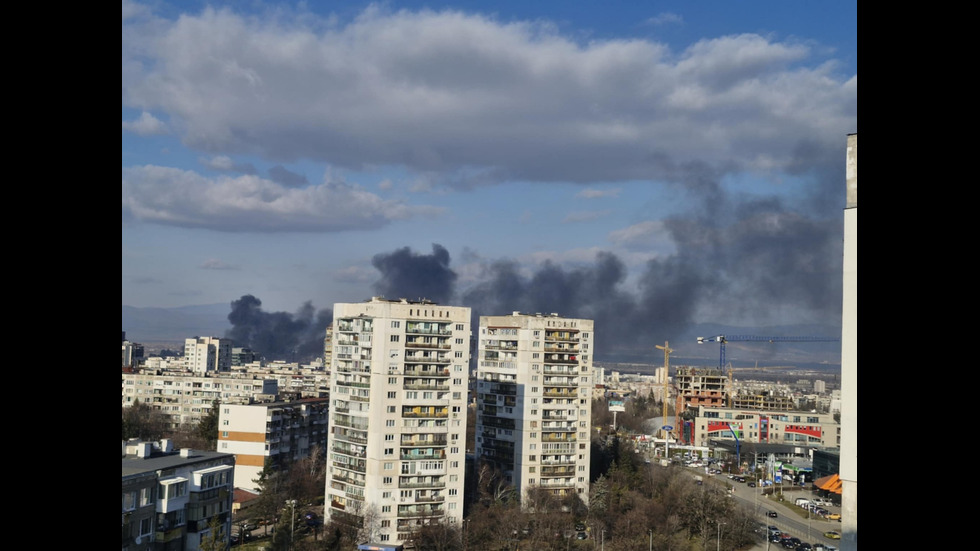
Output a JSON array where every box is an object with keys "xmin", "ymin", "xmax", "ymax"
[
  {"xmin": 475, "ymin": 312, "xmax": 594, "ymax": 503},
  {"xmin": 325, "ymin": 298, "xmax": 471, "ymax": 545},
  {"xmin": 688, "ymin": 404, "xmax": 839, "ymax": 449},
  {"xmin": 122, "ymin": 439, "xmax": 236, "ymax": 551},
  {"xmin": 218, "ymin": 398, "xmax": 330, "ymax": 492}
]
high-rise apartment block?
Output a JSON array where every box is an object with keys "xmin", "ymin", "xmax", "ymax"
[
  {"xmin": 184, "ymin": 337, "xmax": 232, "ymax": 374},
  {"xmin": 325, "ymin": 298, "xmax": 471, "ymax": 545},
  {"xmin": 475, "ymin": 313, "xmax": 594, "ymax": 502}
]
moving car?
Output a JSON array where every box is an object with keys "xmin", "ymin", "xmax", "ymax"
[
  {"xmin": 825, "ymin": 513, "xmax": 841, "ymax": 520},
  {"xmin": 824, "ymin": 531, "xmax": 841, "ymax": 540},
  {"xmin": 767, "ymin": 510, "xmax": 778, "ymax": 518}
]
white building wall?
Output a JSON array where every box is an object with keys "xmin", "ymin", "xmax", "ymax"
[
  {"xmin": 476, "ymin": 313, "xmax": 593, "ymax": 505},
  {"xmin": 325, "ymin": 298, "xmax": 470, "ymax": 545},
  {"xmin": 840, "ymin": 133, "xmax": 858, "ymax": 549}
]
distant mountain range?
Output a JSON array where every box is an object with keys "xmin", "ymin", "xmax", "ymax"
[{"xmin": 122, "ymin": 303, "xmax": 841, "ymax": 370}]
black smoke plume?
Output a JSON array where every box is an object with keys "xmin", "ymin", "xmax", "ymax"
[
  {"xmin": 371, "ymin": 243, "xmax": 457, "ymax": 304},
  {"xmin": 225, "ymin": 295, "xmax": 332, "ymax": 362}
]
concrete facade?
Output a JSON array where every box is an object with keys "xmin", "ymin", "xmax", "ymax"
[
  {"xmin": 218, "ymin": 398, "xmax": 330, "ymax": 492},
  {"xmin": 840, "ymin": 133, "xmax": 857, "ymax": 548},
  {"xmin": 122, "ymin": 440, "xmax": 236, "ymax": 551},
  {"xmin": 475, "ymin": 313, "xmax": 594, "ymax": 504},
  {"xmin": 324, "ymin": 298, "xmax": 471, "ymax": 545}
]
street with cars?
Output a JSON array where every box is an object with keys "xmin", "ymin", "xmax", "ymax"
[{"xmin": 690, "ymin": 462, "xmax": 843, "ymax": 551}]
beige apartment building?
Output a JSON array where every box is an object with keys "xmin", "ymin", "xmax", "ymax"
[
  {"xmin": 475, "ymin": 312, "xmax": 594, "ymax": 503},
  {"xmin": 218, "ymin": 398, "xmax": 330, "ymax": 492},
  {"xmin": 325, "ymin": 298, "xmax": 471, "ymax": 545}
]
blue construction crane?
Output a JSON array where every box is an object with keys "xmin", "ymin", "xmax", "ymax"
[{"xmin": 696, "ymin": 334, "xmax": 840, "ymax": 369}]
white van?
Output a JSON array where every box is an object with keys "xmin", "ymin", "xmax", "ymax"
[{"xmin": 795, "ymin": 498, "xmax": 810, "ymax": 507}]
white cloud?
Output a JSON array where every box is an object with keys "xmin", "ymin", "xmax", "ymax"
[
  {"xmin": 122, "ymin": 4, "xmax": 855, "ymax": 185},
  {"xmin": 576, "ymin": 188, "xmax": 621, "ymax": 199},
  {"xmin": 122, "ymin": 111, "xmax": 167, "ymax": 136},
  {"xmin": 608, "ymin": 220, "xmax": 675, "ymax": 253},
  {"xmin": 121, "ymin": 165, "xmax": 443, "ymax": 232},
  {"xmin": 645, "ymin": 13, "xmax": 683, "ymax": 27}
]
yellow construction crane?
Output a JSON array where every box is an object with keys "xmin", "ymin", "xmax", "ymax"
[{"xmin": 655, "ymin": 341, "xmax": 672, "ymax": 437}]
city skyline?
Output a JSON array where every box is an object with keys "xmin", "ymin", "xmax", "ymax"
[{"xmin": 122, "ymin": 1, "xmax": 857, "ymax": 358}]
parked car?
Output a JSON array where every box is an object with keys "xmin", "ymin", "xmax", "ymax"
[
  {"xmin": 825, "ymin": 513, "xmax": 841, "ymax": 520},
  {"xmin": 576, "ymin": 532, "xmax": 588, "ymax": 540},
  {"xmin": 824, "ymin": 531, "xmax": 841, "ymax": 540},
  {"xmin": 767, "ymin": 510, "xmax": 778, "ymax": 518},
  {"xmin": 575, "ymin": 523, "xmax": 586, "ymax": 532},
  {"xmin": 798, "ymin": 544, "xmax": 813, "ymax": 551}
]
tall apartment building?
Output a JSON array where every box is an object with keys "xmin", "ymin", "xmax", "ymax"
[
  {"xmin": 218, "ymin": 398, "xmax": 330, "ymax": 492},
  {"xmin": 325, "ymin": 298, "xmax": 471, "ymax": 545},
  {"xmin": 122, "ymin": 439, "xmax": 235, "ymax": 551},
  {"xmin": 840, "ymin": 133, "xmax": 857, "ymax": 549},
  {"xmin": 475, "ymin": 312, "xmax": 594, "ymax": 503},
  {"xmin": 185, "ymin": 337, "xmax": 232, "ymax": 374}
]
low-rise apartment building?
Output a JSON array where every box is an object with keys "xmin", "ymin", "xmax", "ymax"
[
  {"xmin": 218, "ymin": 398, "xmax": 330, "ymax": 492},
  {"xmin": 122, "ymin": 370, "xmax": 279, "ymax": 429},
  {"xmin": 122, "ymin": 439, "xmax": 236, "ymax": 551}
]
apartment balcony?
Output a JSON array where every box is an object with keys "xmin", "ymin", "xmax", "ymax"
[
  {"xmin": 543, "ymin": 355, "xmax": 578, "ymax": 365},
  {"xmin": 336, "ymin": 380, "xmax": 371, "ymax": 389},
  {"xmin": 400, "ymin": 436, "xmax": 448, "ymax": 446},
  {"xmin": 397, "ymin": 506, "xmax": 444, "ymax": 518},
  {"xmin": 403, "ymin": 382, "xmax": 450, "ymax": 391},
  {"xmin": 399, "ymin": 479, "xmax": 446, "ymax": 489},
  {"xmin": 330, "ymin": 445, "xmax": 366, "ymax": 458},
  {"xmin": 405, "ymin": 355, "xmax": 450, "ymax": 364},
  {"xmin": 538, "ymin": 479, "xmax": 576, "ymax": 488},
  {"xmin": 483, "ymin": 343, "xmax": 518, "ymax": 351},
  {"xmin": 401, "ymin": 450, "xmax": 447, "ymax": 461},
  {"xmin": 332, "ymin": 459, "xmax": 366, "ymax": 473},
  {"xmin": 541, "ymin": 467, "xmax": 576, "ymax": 476},
  {"xmin": 406, "ymin": 341, "xmax": 451, "ymax": 349},
  {"xmin": 488, "ymin": 384, "xmax": 517, "ymax": 395},
  {"xmin": 541, "ymin": 433, "xmax": 577, "ymax": 443},
  {"xmin": 404, "ymin": 367, "xmax": 451, "ymax": 377},
  {"xmin": 406, "ymin": 325, "xmax": 452, "ymax": 335},
  {"xmin": 543, "ymin": 390, "xmax": 577, "ymax": 398},
  {"xmin": 541, "ymin": 424, "xmax": 576, "ymax": 433},
  {"xmin": 541, "ymin": 458, "xmax": 576, "ymax": 466},
  {"xmin": 401, "ymin": 410, "xmax": 449, "ymax": 419},
  {"xmin": 480, "ymin": 417, "xmax": 516, "ymax": 430},
  {"xmin": 543, "ymin": 379, "xmax": 578, "ymax": 387},
  {"xmin": 543, "ymin": 366, "xmax": 579, "ymax": 375},
  {"xmin": 544, "ymin": 333, "xmax": 579, "ymax": 342},
  {"xmin": 414, "ymin": 494, "xmax": 446, "ymax": 503}
]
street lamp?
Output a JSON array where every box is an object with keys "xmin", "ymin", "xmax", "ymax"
[
  {"xmin": 285, "ymin": 499, "xmax": 297, "ymax": 551},
  {"xmin": 648, "ymin": 528, "xmax": 654, "ymax": 551},
  {"xmin": 716, "ymin": 521, "xmax": 726, "ymax": 551}
]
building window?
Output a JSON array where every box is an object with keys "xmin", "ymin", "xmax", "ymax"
[
  {"xmin": 390, "ymin": 335, "xmax": 400, "ymax": 342},
  {"xmin": 382, "ymin": 506, "xmax": 391, "ymax": 513},
  {"xmin": 383, "ymin": 477, "xmax": 393, "ymax": 484},
  {"xmin": 385, "ymin": 448, "xmax": 394, "ymax": 456},
  {"xmin": 140, "ymin": 517, "xmax": 152, "ymax": 536},
  {"xmin": 388, "ymin": 392, "xmax": 397, "ymax": 399},
  {"xmin": 391, "ymin": 321, "xmax": 401, "ymax": 328}
]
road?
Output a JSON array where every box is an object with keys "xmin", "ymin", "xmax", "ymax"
[{"xmin": 721, "ymin": 472, "xmax": 842, "ymax": 549}]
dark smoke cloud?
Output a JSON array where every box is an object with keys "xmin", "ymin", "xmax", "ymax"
[
  {"xmin": 225, "ymin": 295, "xmax": 332, "ymax": 362},
  {"xmin": 371, "ymin": 170, "xmax": 842, "ymax": 361},
  {"xmin": 371, "ymin": 244, "xmax": 457, "ymax": 304}
]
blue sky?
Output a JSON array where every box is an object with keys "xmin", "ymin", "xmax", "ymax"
[{"xmin": 122, "ymin": 0, "xmax": 856, "ymax": 352}]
